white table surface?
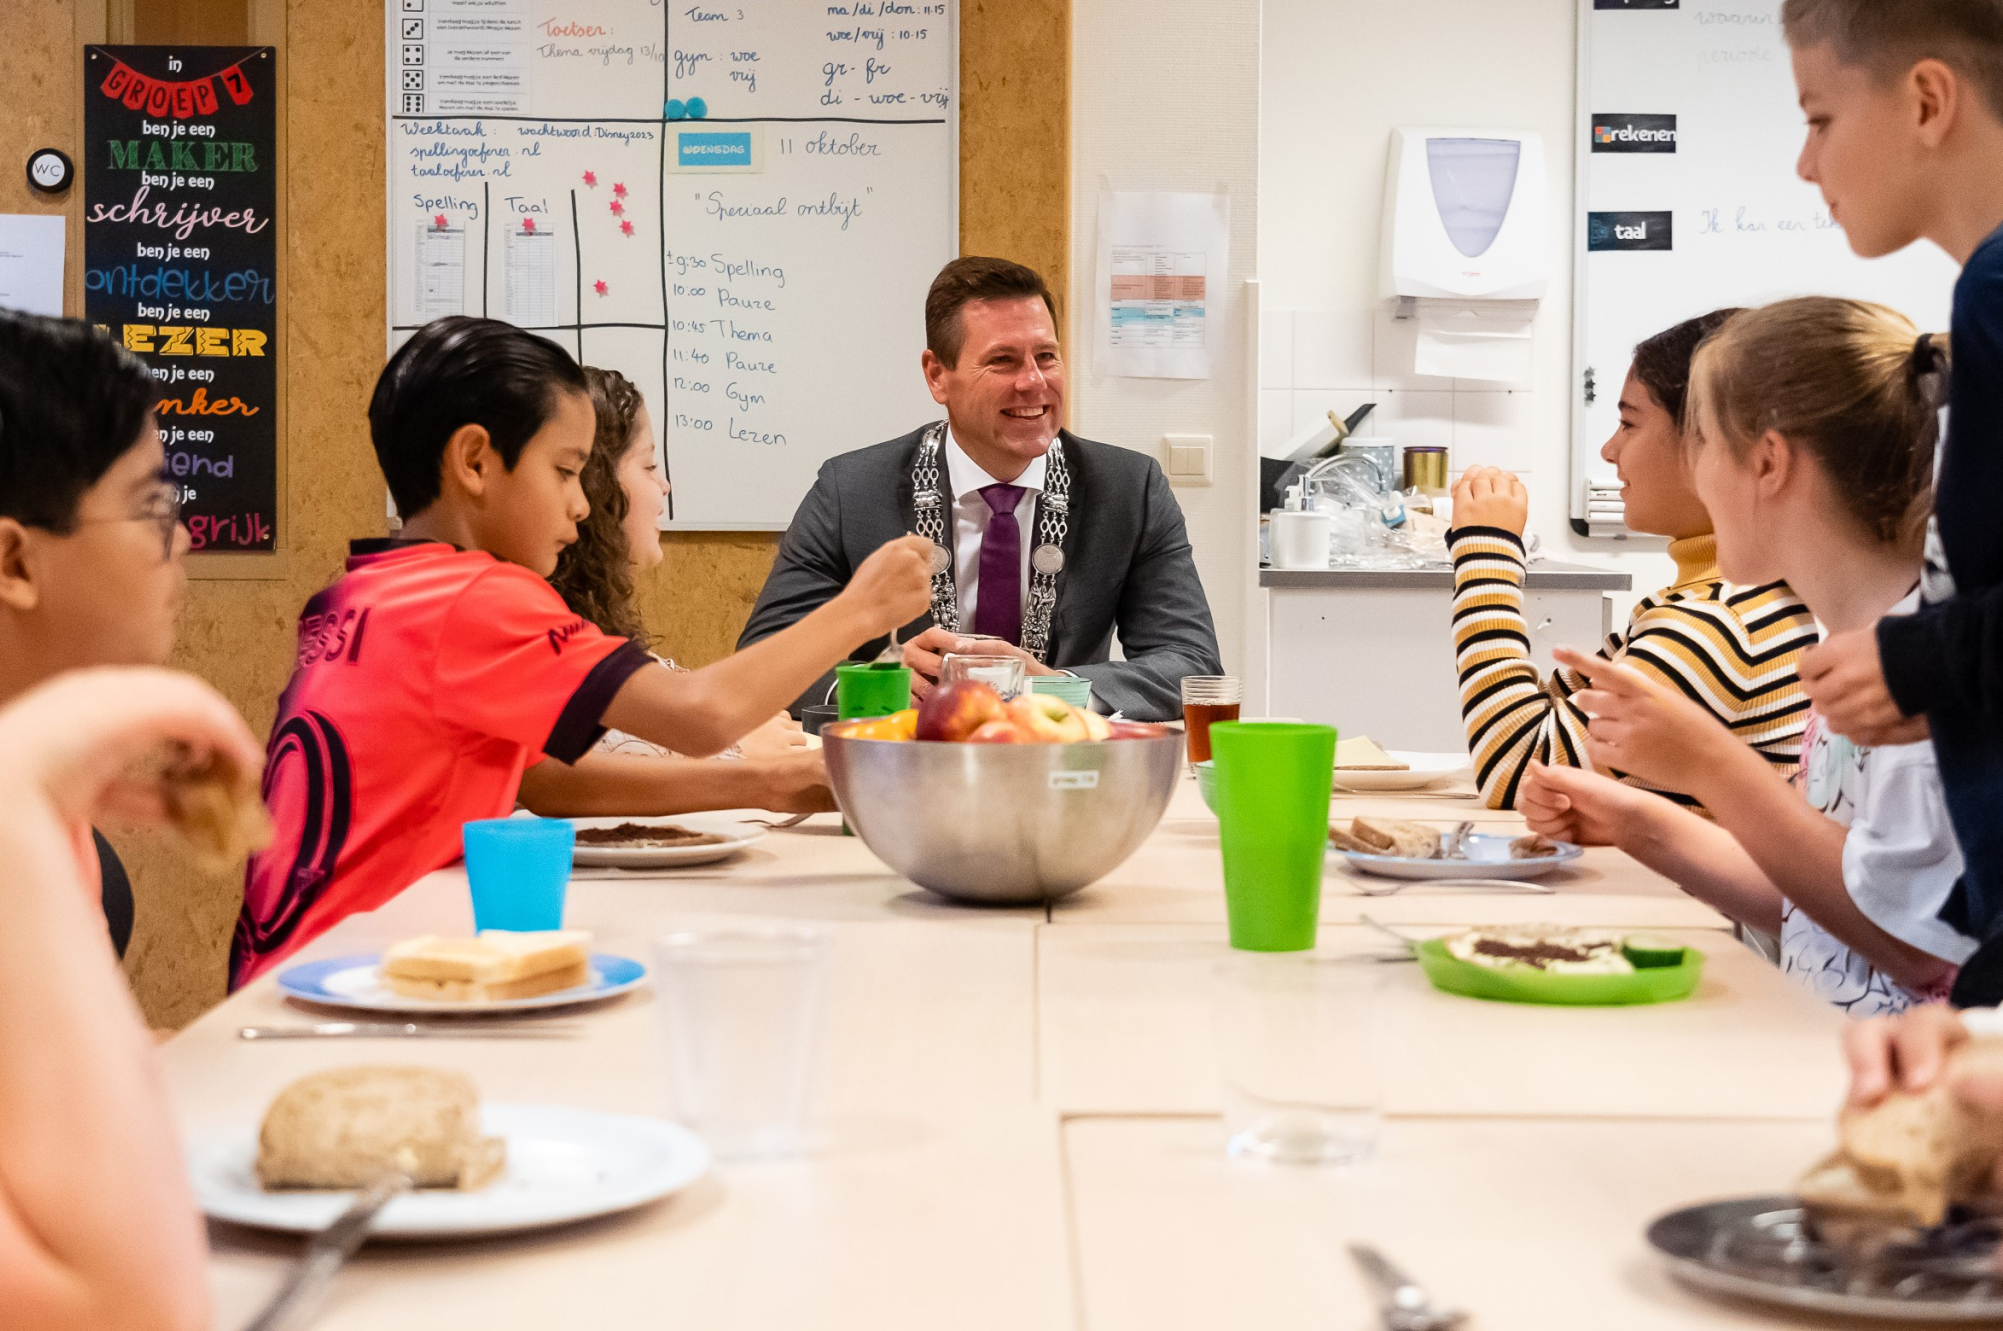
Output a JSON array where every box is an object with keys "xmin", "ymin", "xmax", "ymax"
[{"xmin": 161, "ymin": 783, "xmax": 1878, "ymax": 1328}]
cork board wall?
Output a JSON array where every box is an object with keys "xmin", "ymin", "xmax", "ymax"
[{"xmin": 4, "ymin": 0, "xmax": 1070, "ymax": 1027}]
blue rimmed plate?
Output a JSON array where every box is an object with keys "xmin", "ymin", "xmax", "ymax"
[{"xmin": 276, "ymin": 953, "xmax": 647, "ymax": 1014}]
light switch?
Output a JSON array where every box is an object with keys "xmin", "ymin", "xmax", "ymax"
[{"xmin": 1162, "ymin": 433, "xmax": 1212, "ymax": 485}]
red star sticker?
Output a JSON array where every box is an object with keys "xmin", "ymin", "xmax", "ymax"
[
  {"xmin": 613, "ymin": 182, "xmax": 628, "ymax": 198},
  {"xmin": 620, "ymin": 219, "xmax": 635, "ymax": 236},
  {"xmin": 610, "ymin": 200, "xmax": 624, "ymax": 216},
  {"xmin": 432, "ymin": 213, "xmax": 448, "ymax": 228},
  {"xmin": 582, "ymin": 170, "xmax": 597, "ymax": 186},
  {"xmin": 521, "ymin": 217, "xmax": 536, "ymax": 233},
  {"xmin": 593, "ymin": 279, "xmax": 608, "ymax": 296}
]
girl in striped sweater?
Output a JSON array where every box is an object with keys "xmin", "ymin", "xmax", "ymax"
[
  {"xmin": 1448, "ymin": 310, "xmax": 1820, "ymax": 811},
  {"xmin": 1525, "ymin": 298, "xmax": 1972, "ymax": 1017}
]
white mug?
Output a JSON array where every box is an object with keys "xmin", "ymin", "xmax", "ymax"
[{"xmin": 1269, "ymin": 510, "xmax": 1333, "ymax": 570}]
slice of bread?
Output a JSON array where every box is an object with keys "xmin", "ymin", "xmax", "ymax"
[
  {"xmin": 1800, "ymin": 1037, "xmax": 2003, "ymax": 1227},
  {"xmin": 1335, "ymin": 736, "xmax": 1408, "ymax": 772},
  {"xmin": 382, "ymin": 930, "xmax": 591, "ymax": 985},
  {"xmin": 256, "ymin": 1065, "xmax": 506, "ymax": 1191},
  {"xmin": 1349, "ymin": 817, "xmax": 1442, "ymax": 859},
  {"xmin": 383, "ymin": 958, "xmax": 592, "ymax": 1003}
]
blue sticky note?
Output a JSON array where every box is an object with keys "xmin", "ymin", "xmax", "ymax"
[{"xmin": 677, "ymin": 130, "xmax": 752, "ymax": 168}]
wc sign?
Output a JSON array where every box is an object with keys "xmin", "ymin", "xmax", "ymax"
[
  {"xmin": 1589, "ymin": 211, "xmax": 1673, "ymax": 251},
  {"xmin": 1592, "ymin": 113, "xmax": 1677, "ymax": 153}
]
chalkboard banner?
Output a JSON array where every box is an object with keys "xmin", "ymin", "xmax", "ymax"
[{"xmin": 84, "ymin": 46, "xmax": 277, "ymax": 552}]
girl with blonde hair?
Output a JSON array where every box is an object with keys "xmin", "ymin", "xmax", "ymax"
[{"xmin": 1523, "ymin": 296, "xmax": 1970, "ymax": 1017}]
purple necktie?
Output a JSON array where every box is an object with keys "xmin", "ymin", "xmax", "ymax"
[{"xmin": 974, "ymin": 483, "xmax": 1025, "ymax": 645}]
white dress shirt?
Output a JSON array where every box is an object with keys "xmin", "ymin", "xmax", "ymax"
[{"xmin": 944, "ymin": 426, "xmax": 1045, "ymax": 631}]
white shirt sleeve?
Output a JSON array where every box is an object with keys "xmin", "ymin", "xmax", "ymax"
[{"xmin": 1843, "ymin": 740, "xmax": 1977, "ymax": 965}]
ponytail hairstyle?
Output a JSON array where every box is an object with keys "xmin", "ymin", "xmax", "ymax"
[
  {"xmin": 1685, "ymin": 296, "xmax": 1946, "ymax": 554},
  {"xmin": 548, "ymin": 365, "xmax": 651, "ymax": 643}
]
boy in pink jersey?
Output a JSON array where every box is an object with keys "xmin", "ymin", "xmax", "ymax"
[{"xmin": 235, "ymin": 318, "xmax": 931, "ymax": 984}]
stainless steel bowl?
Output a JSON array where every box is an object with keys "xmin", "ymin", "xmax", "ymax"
[{"xmin": 821, "ymin": 732, "xmax": 1183, "ymax": 904}]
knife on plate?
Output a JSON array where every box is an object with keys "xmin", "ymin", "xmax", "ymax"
[{"xmin": 239, "ymin": 1021, "xmax": 582, "ymax": 1041}]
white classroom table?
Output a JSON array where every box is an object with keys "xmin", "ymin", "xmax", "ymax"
[{"xmin": 164, "ymin": 773, "xmax": 1901, "ymax": 1329}]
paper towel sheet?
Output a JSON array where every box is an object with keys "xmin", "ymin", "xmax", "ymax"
[{"xmin": 1412, "ymin": 301, "xmax": 1535, "ymax": 382}]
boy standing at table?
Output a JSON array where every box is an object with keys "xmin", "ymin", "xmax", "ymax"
[
  {"xmin": 233, "ymin": 317, "xmax": 932, "ymax": 986},
  {"xmin": 1781, "ymin": 0, "xmax": 2003, "ymax": 1000}
]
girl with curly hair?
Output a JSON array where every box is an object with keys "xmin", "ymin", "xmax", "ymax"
[{"xmin": 517, "ymin": 367, "xmax": 833, "ymax": 816}]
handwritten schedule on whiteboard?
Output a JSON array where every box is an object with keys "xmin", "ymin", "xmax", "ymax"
[{"xmin": 384, "ymin": 0, "xmax": 957, "ymax": 529}]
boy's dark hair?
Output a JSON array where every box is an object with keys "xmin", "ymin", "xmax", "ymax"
[
  {"xmin": 1632, "ymin": 308, "xmax": 1745, "ymax": 428},
  {"xmin": 924, "ymin": 256, "xmax": 1059, "ymax": 367},
  {"xmin": 0, "ymin": 310, "xmax": 159, "ymax": 531},
  {"xmin": 368, "ymin": 316, "xmax": 589, "ymax": 516},
  {"xmin": 1783, "ymin": 0, "xmax": 2003, "ymax": 119}
]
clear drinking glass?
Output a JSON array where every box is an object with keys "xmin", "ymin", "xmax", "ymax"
[
  {"xmin": 1214, "ymin": 953, "xmax": 1381, "ymax": 1165},
  {"xmin": 941, "ymin": 652, "xmax": 1027, "ymax": 700},
  {"xmin": 654, "ymin": 927, "xmax": 829, "ymax": 1159},
  {"xmin": 1181, "ymin": 675, "xmax": 1243, "ymax": 769}
]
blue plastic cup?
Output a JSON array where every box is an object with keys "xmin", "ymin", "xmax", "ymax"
[{"xmin": 463, "ymin": 817, "xmax": 574, "ymax": 932}]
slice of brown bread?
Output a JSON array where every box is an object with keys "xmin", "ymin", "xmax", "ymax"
[
  {"xmin": 1803, "ymin": 1037, "xmax": 2003, "ymax": 1227},
  {"xmin": 1350, "ymin": 818, "xmax": 1441, "ymax": 859},
  {"xmin": 256, "ymin": 1066, "xmax": 506, "ymax": 1191}
]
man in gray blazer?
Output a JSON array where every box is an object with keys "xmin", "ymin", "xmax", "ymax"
[{"xmin": 739, "ymin": 256, "xmax": 1222, "ymax": 722}]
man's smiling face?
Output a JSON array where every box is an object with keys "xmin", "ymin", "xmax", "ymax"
[{"xmin": 922, "ymin": 295, "xmax": 1066, "ymax": 481}]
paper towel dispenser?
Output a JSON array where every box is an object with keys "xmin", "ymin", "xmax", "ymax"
[
  {"xmin": 1380, "ymin": 128, "xmax": 1549, "ymax": 382},
  {"xmin": 1382, "ymin": 128, "xmax": 1550, "ymax": 301}
]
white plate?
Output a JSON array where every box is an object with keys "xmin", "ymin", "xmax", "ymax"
[
  {"xmin": 1333, "ymin": 831, "xmax": 1583, "ymax": 880},
  {"xmin": 276, "ymin": 953, "xmax": 647, "ymax": 1014},
  {"xmin": 566, "ymin": 813, "xmax": 766, "ymax": 868},
  {"xmin": 1331, "ymin": 751, "xmax": 1471, "ymax": 793},
  {"xmin": 191, "ymin": 1103, "xmax": 709, "ymax": 1239}
]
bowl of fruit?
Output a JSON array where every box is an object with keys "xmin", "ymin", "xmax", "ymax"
[{"xmin": 821, "ymin": 681, "xmax": 1183, "ymax": 905}]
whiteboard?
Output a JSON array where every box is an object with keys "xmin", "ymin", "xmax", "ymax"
[
  {"xmin": 1571, "ymin": 0, "xmax": 1956, "ymax": 536},
  {"xmin": 384, "ymin": 0, "xmax": 958, "ymax": 529}
]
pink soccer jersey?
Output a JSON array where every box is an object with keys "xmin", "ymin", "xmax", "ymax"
[{"xmin": 232, "ymin": 540, "xmax": 650, "ymax": 986}]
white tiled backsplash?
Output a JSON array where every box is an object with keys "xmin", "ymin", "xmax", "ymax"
[{"xmin": 1260, "ymin": 308, "xmax": 1536, "ymax": 478}]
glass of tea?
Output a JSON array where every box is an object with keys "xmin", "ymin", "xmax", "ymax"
[{"xmin": 1181, "ymin": 676, "xmax": 1244, "ymax": 770}]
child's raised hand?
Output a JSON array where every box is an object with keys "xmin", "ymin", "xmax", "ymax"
[
  {"xmin": 0, "ymin": 667, "xmax": 263, "ymax": 829},
  {"xmin": 1557, "ymin": 646, "xmax": 1739, "ymax": 793},
  {"xmin": 1520, "ymin": 760, "xmax": 1641, "ymax": 848},
  {"xmin": 840, "ymin": 534, "xmax": 937, "ymax": 636},
  {"xmin": 1449, "ymin": 466, "xmax": 1529, "ymax": 536}
]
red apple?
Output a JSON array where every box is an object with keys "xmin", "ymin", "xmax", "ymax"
[
  {"xmin": 1007, "ymin": 693, "xmax": 1090, "ymax": 743},
  {"xmin": 1078, "ymin": 708, "xmax": 1113, "ymax": 742},
  {"xmin": 917, "ymin": 680, "xmax": 1006, "ymax": 741},
  {"xmin": 1107, "ymin": 720, "xmax": 1170, "ymax": 740},
  {"xmin": 968, "ymin": 718, "xmax": 1033, "ymax": 743}
]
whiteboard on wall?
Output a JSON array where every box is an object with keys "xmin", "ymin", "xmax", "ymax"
[
  {"xmin": 1571, "ymin": 0, "xmax": 1956, "ymax": 537},
  {"xmin": 384, "ymin": 0, "xmax": 957, "ymax": 529}
]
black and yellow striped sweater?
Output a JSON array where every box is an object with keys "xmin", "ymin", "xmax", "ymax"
[{"xmin": 1449, "ymin": 527, "xmax": 1820, "ymax": 811}]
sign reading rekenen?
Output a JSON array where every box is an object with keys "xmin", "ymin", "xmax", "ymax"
[
  {"xmin": 1592, "ymin": 113, "xmax": 1677, "ymax": 153},
  {"xmin": 83, "ymin": 45, "xmax": 278, "ymax": 552}
]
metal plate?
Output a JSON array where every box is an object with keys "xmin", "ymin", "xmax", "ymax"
[{"xmin": 1646, "ymin": 1195, "xmax": 2003, "ymax": 1321}]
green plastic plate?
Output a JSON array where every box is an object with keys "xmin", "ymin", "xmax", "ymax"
[{"xmin": 1414, "ymin": 938, "xmax": 1705, "ymax": 1006}]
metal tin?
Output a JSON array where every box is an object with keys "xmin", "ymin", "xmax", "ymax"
[{"xmin": 1404, "ymin": 446, "xmax": 1449, "ymax": 494}]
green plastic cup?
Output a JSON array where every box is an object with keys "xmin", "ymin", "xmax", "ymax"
[
  {"xmin": 835, "ymin": 661, "xmax": 912, "ymax": 721},
  {"xmin": 1210, "ymin": 721, "xmax": 1337, "ymax": 952}
]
